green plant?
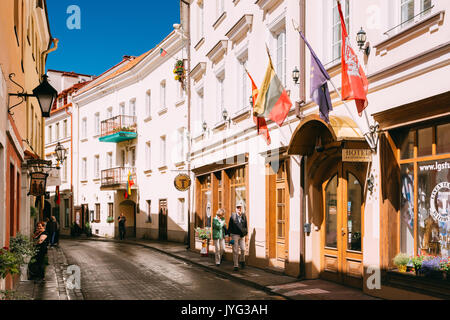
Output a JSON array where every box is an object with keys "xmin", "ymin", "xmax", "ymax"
[
  {"xmin": 0, "ymin": 290, "xmax": 32, "ymax": 300},
  {"xmin": 106, "ymin": 216, "xmax": 114, "ymax": 223},
  {"xmin": 0, "ymin": 247, "xmax": 21, "ymax": 279},
  {"xmin": 9, "ymin": 234, "xmax": 37, "ymax": 265},
  {"xmin": 196, "ymin": 228, "xmax": 211, "ymax": 240},
  {"xmin": 393, "ymin": 253, "xmax": 410, "ymax": 267},
  {"xmin": 411, "ymin": 255, "xmax": 425, "ymax": 273}
]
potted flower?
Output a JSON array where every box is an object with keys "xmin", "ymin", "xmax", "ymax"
[
  {"xmin": 195, "ymin": 228, "xmax": 211, "ymax": 257},
  {"xmin": 106, "ymin": 216, "xmax": 114, "ymax": 224},
  {"xmin": 0, "ymin": 247, "xmax": 21, "ymax": 280},
  {"xmin": 421, "ymin": 256, "xmax": 443, "ymax": 280},
  {"xmin": 439, "ymin": 257, "xmax": 450, "ymax": 281},
  {"xmin": 173, "ymin": 60, "xmax": 186, "ymax": 84},
  {"xmin": 393, "ymin": 253, "xmax": 410, "ymax": 273},
  {"xmin": 9, "ymin": 234, "xmax": 37, "ymax": 281},
  {"xmin": 411, "ymin": 255, "xmax": 425, "ymax": 275}
]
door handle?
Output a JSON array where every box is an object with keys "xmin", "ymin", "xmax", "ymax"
[{"xmin": 342, "ymin": 228, "xmax": 346, "ymax": 236}]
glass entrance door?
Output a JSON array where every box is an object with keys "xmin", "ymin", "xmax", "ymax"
[{"xmin": 322, "ymin": 163, "xmax": 365, "ymax": 288}]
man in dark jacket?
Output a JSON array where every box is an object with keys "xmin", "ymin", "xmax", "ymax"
[{"xmin": 227, "ymin": 201, "xmax": 248, "ymax": 271}]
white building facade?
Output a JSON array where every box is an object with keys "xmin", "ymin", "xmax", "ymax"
[{"xmin": 72, "ymin": 32, "xmax": 189, "ymax": 242}]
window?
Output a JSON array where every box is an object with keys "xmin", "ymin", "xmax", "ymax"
[
  {"xmin": 391, "ymin": 121, "xmax": 450, "ymax": 259},
  {"xmin": 82, "ymin": 118, "xmax": 87, "ymax": 139},
  {"xmin": 107, "ymin": 107, "xmax": 113, "ymax": 119},
  {"xmin": 198, "ymin": 2, "xmax": 204, "ymax": 41},
  {"xmin": 216, "ymin": 0, "xmax": 224, "ymax": 18},
  {"xmin": 177, "ymin": 128, "xmax": 185, "ymax": 162},
  {"xmin": 131, "ymin": 148, "xmax": 136, "ymax": 167},
  {"xmin": 160, "ymin": 81, "xmax": 166, "ymax": 110},
  {"xmin": 56, "ymin": 123, "xmax": 60, "ymax": 141},
  {"xmin": 229, "ymin": 166, "xmax": 246, "ymax": 214},
  {"xmin": 197, "ymin": 174, "xmax": 212, "ymax": 228},
  {"xmin": 237, "ymin": 59, "xmax": 249, "ymax": 111},
  {"xmin": 48, "ymin": 125, "xmax": 52, "ymax": 143},
  {"xmin": 121, "ymin": 150, "xmax": 126, "ymax": 167},
  {"xmin": 160, "ymin": 136, "xmax": 166, "ymax": 166},
  {"xmin": 107, "ymin": 152, "xmax": 113, "ymax": 169},
  {"xmin": 146, "ymin": 90, "xmax": 151, "ymax": 117},
  {"xmin": 94, "ymin": 113, "xmax": 100, "ymax": 135},
  {"xmin": 120, "ymin": 103, "xmax": 126, "ymax": 116},
  {"xmin": 94, "ymin": 155, "xmax": 100, "ymax": 179},
  {"xmin": 63, "ymin": 120, "xmax": 68, "ymax": 138},
  {"xmin": 63, "ymin": 162, "xmax": 68, "ymax": 183},
  {"xmin": 129, "ymin": 99, "xmax": 136, "ymax": 117},
  {"xmin": 178, "ymin": 198, "xmax": 185, "ymax": 224},
  {"xmin": 401, "ymin": 0, "xmax": 432, "ymax": 26},
  {"xmin": 82, "ymin": 158, "xmax": 87, "ymax": 180},
  {"xmin": 146, "ymin": 142, "xmax": 151, "ymax": 170},
  {"xmin": 146, "ymin": 200, "xmax": 152, "ymax": 223},
  {"xmin": 216, "ymin": 76, "xmax": 224, "ymax": 122},
  {"xmin": 108, "ymin": 203, "xmax": 114, "ymax": 218},
  {"xmin": 64, "ymin": 199, "xmax": 70, "ymax": 228},
  {"xmin": 95, "ymin": 204, "xmax": 100, "ymax": 222},
  {"xmin": 332, "ymin": 0, "xmax": 349, "ymax": 62},
  {"xmin": 276, "ymin": 30, "xmax": 287, "ymax": 86}
]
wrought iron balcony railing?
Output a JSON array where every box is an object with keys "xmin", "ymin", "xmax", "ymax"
[
  {"xmin": 101, "ymin": 167, "xmax": 137, "ymax": 189},
  {"xmin": 100, "ymin": 115, "xmax": 137, "ymax": 143}
]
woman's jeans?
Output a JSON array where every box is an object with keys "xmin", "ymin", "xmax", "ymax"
[{"xmin": 214, "ymin": 238, "xmax": 225, "ymax": 264}]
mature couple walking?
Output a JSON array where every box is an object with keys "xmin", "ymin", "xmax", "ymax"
[{"xmin": 212, "ymin": 201, "xmax": 248, "ymax": 271}]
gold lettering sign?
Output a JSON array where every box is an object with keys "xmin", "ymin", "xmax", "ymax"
[
  {"xmin": 342, "ymin": 149, "xmax": 372, "ymax": 162},
  {"xmin": 174, "ymin": 174, "xmax": 192, "ymax": 191}
]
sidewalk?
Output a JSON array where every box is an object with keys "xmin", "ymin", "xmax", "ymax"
[
  {"xmin": 15, "ymin": 246, "xmax": 84, "ymax": 300},
  {"xmin": 81, "ymin": 237, "xmax": 379, "ymax": 300}
]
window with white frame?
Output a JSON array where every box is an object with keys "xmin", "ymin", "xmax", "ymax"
[
  {"xmin": 56, "ymin": 122, "xmax": 60, "ymax": 141},
  {"xmin": 198, "ymin": 2, "xmax": 204, "ymax": 41},
  {"xmin": 145, "ymin": 142, "xmax": 151, "ymax": 170},
  {"xmin": 94, "ymin": 113, "xmax": 100, "ymax": 135},
  {"xmin": 332, "ymin": 0, "xmax": 349, "ymax": 62},
  {"xmin": 216, "ymin": 0, "xmax": 224, "ymax": 18},
  {"xmin": 82, "ymin": 158, "xmax": 87, "ymax": 180},
  {"xmin": 107, "ymin": 107, "xmax": 113, "ymax": 119},
  {"xmin": 63, "ymin": 120, "xmax": 68, "ymax": 138},
  {"xmin": 401, "ymin": 0, "xmax": 432, "ymax": 26},
  {"xmin": 63, "ymin": 161, "xmax": 68, "ymax": 183},
  {"xmin": 107, "ymin": 152, "xmax": 113, "ymax": 169},
  {"xmin": 131, "ymin": 148, "xmax": 136, "ymax": 167},
  {"xmin": 160, "ymin": 81, "xmax": 166, "ymax": 110},
  {"xmin": 237, "ymin": 59, "xmax": 249, "ymax": 112},
  {"xmin": 177, "ymin": 128, "xmax": 185, "ymax": 162},
  {"xmin": 119, "ymin": 102, "xmax": 126, "ymax": 116},
  {"xmin": 129, "ymin": 99, "xmax": 136, "ymax": 117},
  {"xmin": 146, "ymin": 90, "xmax": 151, "ymax": 117},
  {"xmin": 48, "ymin": 125, "xmax": 52, "ymax": 143},
  {"xmin": 121, "ymin": 149, "xmax": 126, "ymax": 167},
  {"xmin": 178, "ymin": 198, "xmax": 185, "ymax": 224},
  {"xmin": 160, "ymin": 135, "xmax": 166, "ymax": 166},
  {"xmin": 82, "ymin": 117, "xmax": 87, "ymax": 139},
  {"xmin": 276, "ymin": 30, "xmax": 287, "ymax": 86},
  {"xmin": 94, "ymin": 155, "xmax": 100, "ymax": 179},
  {"xmin": 216, "ymin": 75, "xmax": 224, "ymax": 123}
]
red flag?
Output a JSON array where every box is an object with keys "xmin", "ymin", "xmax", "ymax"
[
  {"xmin": 246, "ymin": 70, "xmax": 271, "ymax": 145},
  {"xmin": 337, "ymin": 1, "xmax": 368, "ymax": 115}
]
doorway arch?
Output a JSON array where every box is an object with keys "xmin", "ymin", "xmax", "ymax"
[{"xmin": 118, "ymin": 200, "xmax": 136, "ymax": 238}]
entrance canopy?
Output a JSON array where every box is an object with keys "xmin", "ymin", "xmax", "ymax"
[{"xmin": 288, "ymin": 115, "xmax": 364, "ymax": 156}]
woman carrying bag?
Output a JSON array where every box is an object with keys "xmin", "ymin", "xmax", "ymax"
[{"xmin": 212, "ymin": 209, "xmax": 227, "ymax": 266}]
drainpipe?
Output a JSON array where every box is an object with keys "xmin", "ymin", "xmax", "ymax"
[
  {"xmin": 299, "ymin": 0, "xmax": 306, "ymax": 279},
  {"xmin": 181, "ymin": 0, "xmax": 192, "ymax": 250},
  {"xmin": 65, "ymin": 106, "xmax": 74, "ymax": 231}
]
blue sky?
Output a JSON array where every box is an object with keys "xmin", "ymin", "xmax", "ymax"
[{"xmin": 46, "ymin": 0, "xmax": 180, "ymax": 76}]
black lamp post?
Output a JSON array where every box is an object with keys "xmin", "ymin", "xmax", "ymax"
[
  {"xmin": 8, "ymin": 74, "xmax": 58, "ymax": 117},
  {"xmin": 292, "ymin": 66, "xmax": 300, "ymax": 84}
]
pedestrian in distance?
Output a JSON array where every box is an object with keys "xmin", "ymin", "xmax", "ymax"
[
  {"xmin": 29, "ymin": 222, "xmax": 49, "ymax": 282},
  {"xmin": 118, "ymin": 213, "xmax": 127, "ymax": 240},
  {"xmin": 227, "ymin": 201, "xmax": 248, "ymax": 271},
  {"xmin": 45, "ymin": 217, "xmax": 56, "ymax": 248},
  {"xmin": 51, "ymin": 216, "xmax": 60, "ymax": 246},
  {"xmin": 212, "ymin": 208, "xmax": 227, "ymax": 266}
]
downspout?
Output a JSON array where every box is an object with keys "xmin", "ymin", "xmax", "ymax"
[
  {"xmin": 299, "ymin": 0, "xmax": 306, "ymax": 279},
  {"xmin": 65, "ymin": 106, "xmax": 73, "ymax": 230}
]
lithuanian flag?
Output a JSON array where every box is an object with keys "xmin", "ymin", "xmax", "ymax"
[
  {"xmin": 253, "ymin": 55, "xmax": 292, "ymax": 127},
  {"xmin": 125, "ymin": 171, "xmax": 135, "ymax": 199}
]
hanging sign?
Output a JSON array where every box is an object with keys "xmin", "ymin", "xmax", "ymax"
[
  {"xmin": 174, "ymin": 174, "xmax": 191, "ymax": 191},
  {"xmin": 342, "ymin": 149, "xmax": 372, "ymax": 162},
  {"xmin": 29, "ymin": 172, "xmax": 49, "ymax": 197}
]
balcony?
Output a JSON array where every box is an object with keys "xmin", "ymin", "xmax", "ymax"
[
  {"xmin": 101, "ymin": 167, "xmax": 137, "ymax": 190},
  {"xmin": 99, "ymin": 115, "xmax": 137, "ymax": 143}
]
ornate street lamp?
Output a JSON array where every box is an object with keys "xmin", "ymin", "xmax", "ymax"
[
  {"xmin": 8, "ymin": 74, "xmax": 58, "ymax": 117},
  {"xmin": 55, "ymin": 142, "xmax": 67, "ymax": 168},
  {"xmin": 292, "ymin": 66, "xmax": 300, "ymax": 84},
  {"xmin": 202, "ymin": 121, "xmax": 208, "ymax": 132},
  {"xmin": 222, "ymin": 109, "xmax": 229, "ymax": 122},
  {"xmin": 356, "ymin": 27, "xmax": 371, "ymax": 56}
]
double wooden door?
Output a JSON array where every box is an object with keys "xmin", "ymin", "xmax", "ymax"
[{"xmin": 321, "ymin": 162, "xmax": 365, "ymax": 288}]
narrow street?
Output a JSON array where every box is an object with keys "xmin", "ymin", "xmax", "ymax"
[{"xmin": 60, "ymin": 239, "xmax": 284, "ymax": 300}]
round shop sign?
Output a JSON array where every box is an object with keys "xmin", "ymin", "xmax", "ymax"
[
  {"xmin": 174, "ymin": 174, "xmax": 191, "ymax": 191},
  {"xmin": 430, "ymin": 182, "xmax": 450, "ymax": 223}
]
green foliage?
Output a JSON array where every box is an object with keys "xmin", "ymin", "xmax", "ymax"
[
  {"xmin": 30, "ymin": 206, "xmax": 38, "ymax": 218},
  {"xmin": 0, "ymin": 247, "xmax": 21, "ymax": 279},
  {"xmin": 106, "ymin": 216, "xmax": 114, "ymax": 223},
  {"xmin": 393, "ymin": 253, "xmax": 410, "ymax": 267},
  {"xmin": 411, "ymin": 255, "xmax": 424, "ymax": 271},
  {"xmin": 0, "ymin": 290, "xmax": 32, "ymax": 300},
  {"xmin": 9, "ymin": 234, "xmax": 37, "ymax": 265}
]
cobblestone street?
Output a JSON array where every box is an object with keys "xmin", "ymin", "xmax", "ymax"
[{"xmin": 60, "ymin": 239, "xmax": 284, "ymax": 300}]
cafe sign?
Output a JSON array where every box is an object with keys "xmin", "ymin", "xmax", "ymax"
[
  {"xmin": 174, "ymin": 174, "xmax": 191, "ymax": 191},
  {"xmin": 342, "ymin": 149, "xmax": 372, "ymax": 162}
]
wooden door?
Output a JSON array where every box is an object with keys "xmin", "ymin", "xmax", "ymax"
[
  {"xmin": 321, "ymin": 163, "xmax": 365, "ymax": 288},
  {"xmin": 159, "ymin": 199, "xmax": 168, "ymax": 241},
  {"xmin": 275, "ymin": 181, "xmax": 286, "ymax": 268}
]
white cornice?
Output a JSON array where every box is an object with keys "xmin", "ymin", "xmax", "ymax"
[
  {"xmin": 225, "ymin": 14, "xmax": 253, "ymax": 44},
  {"xmin": 206, "ymin": 40, "xmax": 228, "ymax": 64},
  {"xmin": 190, "ymin": 62, "xmax": 207, "ymax": 82},
  {"xmin": 255, "ymin": 0, "xmax": 283, "ymax": 12}
]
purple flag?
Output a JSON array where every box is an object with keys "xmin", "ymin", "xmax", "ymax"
[{"xmin": 299, "ymin": 32, "xmax": 333, "ymax": 123}]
